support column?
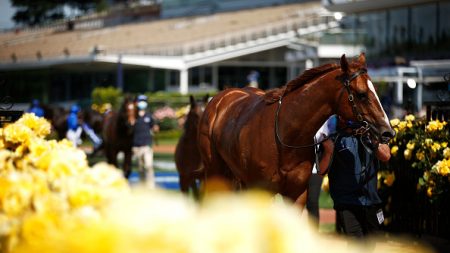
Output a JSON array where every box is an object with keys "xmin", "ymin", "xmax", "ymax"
[
  {"xmin": 395, "ymin": 77, "xmax": 403, "ymax": 105},
  {"xmin": 164, "ymin": 69, "xmax": 170, "ymax": 87},
  {"xmin": 180, "ymin": 68, "xmax": 189, "ymax": 95},
  {"xmin": 416, "ymin": 82, "xmax": 423, "ymax": 113},
  {"xmin": 416, "ymin": 68, "xmax": 423, "ymax": 113}
]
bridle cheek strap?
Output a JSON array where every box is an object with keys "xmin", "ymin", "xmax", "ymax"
[{"xmin": 341, "ymin": 69, "xmax": 367, "ymax": 123}]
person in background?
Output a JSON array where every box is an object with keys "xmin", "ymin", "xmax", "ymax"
[
  {"xmin": 66, "ymin": 105, "xmax": 82, "ymax": 147},
  {"xmin": 130, "ymin": 95, "xmax": 159, "ymax": 188},
  {"xmin": 247, "ymin": 70, "xmax": 260, "ymax": 88},
  {"xmin": 28, "ymin": 99, "xmax": 44, "ymax": 117},
  {"xmin": 319, "ymin": 115, "xmax": 391, "ymax": 250}
]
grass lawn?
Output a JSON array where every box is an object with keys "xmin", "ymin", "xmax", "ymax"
[{"xmin": 319, "ymin": 191, "xmax": 334, "ymax": 209}]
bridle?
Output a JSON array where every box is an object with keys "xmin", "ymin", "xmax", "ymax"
[
  {"xmin": 275, "ymin": 68, "xmax": 370, "ymax": 149},
  {"xmin": 337, "ymin": 69, "xmax": 372, "ymax": 136}
]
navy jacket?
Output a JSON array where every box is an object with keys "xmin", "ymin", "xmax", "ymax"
[
  {"xmin": 132, "ymin": 112, "xmax": 155, "ymax": 147},
  {"xmin": 328, "ymin": 134, "xmax": 381, "ymax": 208}
]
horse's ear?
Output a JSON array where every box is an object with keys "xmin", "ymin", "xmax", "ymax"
[
  {"xmin": 340, "ymin": 54, "xmax": 349, "ymax": 73},
  {"xmin": 189, "ymin": 95, "xmax": 196, "ymax": 107},
  {"xmin": 203, "ymin": 93, "xmax": 209, "ymax": 103},
  {"xmin": 358, "ymin": 52, "xmax": 366, "ymax": 66}
]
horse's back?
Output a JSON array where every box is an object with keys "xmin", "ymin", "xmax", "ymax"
[{"xmin": 200, "ymin": 88, "xmax": 264, "ymax": 131}]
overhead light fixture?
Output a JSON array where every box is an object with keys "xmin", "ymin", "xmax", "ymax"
[
  {"xmin": 407, "ymin": 78, "xmax": 416, "ymax": 89},
  {"xmin": 334, "ymin": 12, "xmax": 343, "ymax": 21}
]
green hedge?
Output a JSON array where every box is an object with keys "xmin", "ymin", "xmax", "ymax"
[{"xmin": 146, "ymin": 91, "xmax": 214, "ymax": 109}]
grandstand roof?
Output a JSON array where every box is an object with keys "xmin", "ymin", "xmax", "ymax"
[{"xmin": 0, "ymin": 1, "xmax": 328, "ymax": 70}]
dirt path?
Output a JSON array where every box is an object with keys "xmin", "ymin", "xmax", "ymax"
[{"xmin": 153, "ymin": 144, "xmax": 176, "ymax": 153}]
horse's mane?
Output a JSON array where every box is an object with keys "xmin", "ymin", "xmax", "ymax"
[{"xmin": 263, "ymin": 63, "xmax": 339, "ymax": 104}]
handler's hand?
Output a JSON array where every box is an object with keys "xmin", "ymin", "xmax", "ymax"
[{"xmin": 376, "ymin": 143, "xmax": 391, "ymax": 162}]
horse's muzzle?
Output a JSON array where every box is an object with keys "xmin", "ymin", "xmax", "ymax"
[{"xmin": 370, "ymin": 124, "xmax": 395, "ymax": 144}]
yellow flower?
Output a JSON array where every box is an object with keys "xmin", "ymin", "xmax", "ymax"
[
  {"xmin": 426, "ymin": 119, "xmax": 446, "ymax": 132},
  {"xmin": 0, "ymin": 172, "xmax": 34, "ymax": 216},
  {"xmin": 431, "ymin": 143, "xmax": 441, "ymax": 153},
  {"xmin": 17, "ymin": 113, "xmax": 51, "ymax": 137},
  {"xmin": 383, "ymin": 173, "xmax": 395, "ymax": 187},
  {"xmin": 427, "ymin": 187, "xmax": 433, "ymax": 198},
  {"xmin": 404, "ymin": 149, "xmax": 412, "ymax": 160},
  {"xmin": 444, "ymin": 148, "xmax": 450, "ymax": 159},
  {"xmin": 432, "ymin": 159, "xmax": 450, "ymax": 176},
  {"xmin": 391, "ymin": 145, "xmax": 399, "ymax": 156},
  {"xmin": 321, "ymin": 175, "xmax": 329, "ymax": 192},
  {"xmin": 398, "ymin": 121, "xmax": 407, "ymax": 131},
  {"xmin": 423, "ymin": 171, "xmax": 430, "ymax": 181},
  {"xmin": 406, "ymin": 141, "xmax": 415, "ymax": 150},
  {"xmin": 425, "ymin": 138, "xmax": 433, "ymax": 147},
  {"xmin": 20, "ymin": 212, "xmax": 62, "ymax": 246},
  {"xmin": 441, "ymin": 142, "xmax": 448, "ymax": 149},
  {"xmin": 405, "ymin": 114, "xmax": 415, "ymax": 122},
  {"xmin": 390, "ymin": 118, "xmax": 400, "ymax": 127},
  {"xmin": 3, "ymin": 123, "xmax": 33, "ymax": 145},
  {"xmin": 415, "ymin": 150, "xmax": 425, "ymax": 161},
  {"xmin": 68, "ymin": 184, "xmax": 102, "ymax": 208}
]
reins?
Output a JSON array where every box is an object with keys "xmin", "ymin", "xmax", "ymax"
[{"xmin": 274, "ymin": 68, "xmax": 369, "ymax": 149}]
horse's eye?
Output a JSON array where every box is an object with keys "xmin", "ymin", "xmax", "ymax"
[{"xmin": 356, "ymin": 92, "xmax": 368, "ymax": 101}]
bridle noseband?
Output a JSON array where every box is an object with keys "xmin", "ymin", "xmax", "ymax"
[{"xmin": 275, "ymin": 68, "xmax": 370, "ymax": 149}]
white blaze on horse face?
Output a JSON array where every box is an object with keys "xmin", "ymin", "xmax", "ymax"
[{"xmin": 367, "ymin": 79, "xmax": 390, "ymax": 126}]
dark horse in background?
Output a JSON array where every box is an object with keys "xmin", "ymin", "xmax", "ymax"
[
  {"xmin": 175, "ymin": 94, "xmax": 208, "ymax": 199},
  {"xmin": 102, "ymin": 96, "xmax": 136, "ymax": 178},
  {"xmin": 198, "ymin": 53, "xmax": 395, "ymax": 209}
]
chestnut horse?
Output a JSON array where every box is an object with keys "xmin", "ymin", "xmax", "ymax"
[
  {"xmin": 175, "ymin": 94, "xmax": 208, "ymax": 198},
  {"xmin": 102, "ymin": 96, "xmax": 136, "ymax": 178},
  {"xmin": 198, "ymin": 53, "xmax": 395, "ymax": 208}
]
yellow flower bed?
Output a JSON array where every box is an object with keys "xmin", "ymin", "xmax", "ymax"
[
  {"xmin": 385, "ymin": 114, "xmax": 450, "ymax": 200},
  {"xmin": 0, "ymin": 114, "xmax": 129, "ymax": 252}
]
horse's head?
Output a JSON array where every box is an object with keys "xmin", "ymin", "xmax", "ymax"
[
  {"xmin": 336, "ymin": 53, "xmax": 395, "ymax": 143},
  {"xmin": 185, "ymin": 94, "xmax": 208, "ymax": 131},
  {"xmin": 119, "ymin": 96, "xmax": 137, "ymax": 126}
]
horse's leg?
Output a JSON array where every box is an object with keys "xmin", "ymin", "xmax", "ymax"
[
  {"xmin": 294, "ymin": 190, "xmax": 308, "ymax": 212},
  {"xmin": 123, "ymin": 150, "xmax": 132, "ymax": 179},
  {"xmin": 178, "ymin": 173, "xmax": 190, "ymax": 194},
  {"xmin": 190, "ymin": 178, "xmax": 200, "ymax": 200},
  {"xmin": 281, "ymin": 162, "xmax": 312, "ymax": 212}
]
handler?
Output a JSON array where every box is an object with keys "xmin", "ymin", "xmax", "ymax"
[{"xmin": 319, "ymin": 115, "xmax": 391, "ymax": 247}]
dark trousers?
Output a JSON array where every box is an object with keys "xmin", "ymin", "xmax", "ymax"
[
  {"xmin": 306, "ymin": 173, "xmax": 323, "ymax": 229},
  {"xmin": 335, "ymin": 204, "xmax": 381, "ymax": 238}
]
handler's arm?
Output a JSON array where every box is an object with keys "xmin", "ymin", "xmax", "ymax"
[{"xmin": 318, "ymin": 139, "xmax": 334, "ymax": 175}]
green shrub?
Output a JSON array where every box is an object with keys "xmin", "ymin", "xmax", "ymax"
[{"xmin": 91, "ymin": 86, "xmax": 123, "ymax": 109}]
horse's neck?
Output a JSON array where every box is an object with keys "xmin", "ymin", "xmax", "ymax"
[{"xmin": 281, "ymin": 76, "xmax": 340, "ymax": 142}]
